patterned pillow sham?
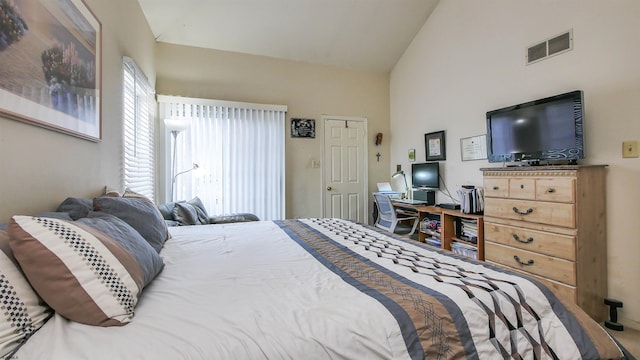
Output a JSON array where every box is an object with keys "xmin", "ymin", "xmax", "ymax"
[
  {"xmin": 93, "ymin": 197, "xmax": 169, "ymax": 253},
  {"xmin": 8, "ymin": 216, "xmax": 144, "ymax": 327},
  {"xmin": 0, "ymin": 230, "xmax": 52, "ymax": 357}
]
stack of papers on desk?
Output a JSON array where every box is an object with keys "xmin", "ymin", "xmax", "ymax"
[{"xmin": 376, "ymin": 182, "xmax": 402, "ymax": 196}]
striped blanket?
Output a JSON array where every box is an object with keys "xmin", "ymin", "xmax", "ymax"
[
  {"xmin": 14, "ymin": 218, "xmax": 631, "ymax": 359},
  {"xmin": 279, "ymin": 218, "xmax": 630, "ymax": 359}
]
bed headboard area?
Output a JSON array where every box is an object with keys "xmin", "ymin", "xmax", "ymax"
[{"xmin": 0, "ymin": 116, "xmax": 124, "ymax": 224}]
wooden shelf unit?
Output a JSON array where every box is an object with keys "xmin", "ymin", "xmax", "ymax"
[
  {"xmin": 441, "ymin": 210, "xmax": 484, "ymax": 261},
  {"xmin": 392, "ymin": 203, "xmax": 484, "ymax": 260}
]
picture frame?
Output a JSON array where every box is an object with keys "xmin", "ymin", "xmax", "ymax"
[
  {"xmin": 425, "ymin": 130, "xmax": 446, "ymax": 161},
  {"xmin": 0, "ymin": 0, "xmax": 102, "ymax": 141},
  {"xmin": 408, "ymin": 148, "xmax": 415, "ymax": 162},
  {"xmin": 291, "ymin": 118, "xmax": 315, "ymax": 138},
  {"xmin": 460, "ymin": 134, "xmax": 488, "ymax": 161}
]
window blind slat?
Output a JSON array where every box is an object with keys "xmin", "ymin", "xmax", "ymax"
[{"xmin": 122, "ymin": 56, "xmax": 155, "ymax": 201}]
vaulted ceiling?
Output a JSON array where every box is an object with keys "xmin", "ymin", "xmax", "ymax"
[{"xmin": 137, "ymin": 0, "xmax": 439, "ymax": 72}]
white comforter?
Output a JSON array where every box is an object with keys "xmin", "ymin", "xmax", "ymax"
[
  {"xmin": 15, "ymin": 221, "xmax": 413, "ymax": 359},
  {"xmin": 15, "ymin": 219, "xmax": 626, "ymax": 360}
]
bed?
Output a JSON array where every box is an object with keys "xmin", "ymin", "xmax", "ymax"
[{"xmin": 2, "ymin": 209, "xmax": 634, "ymax": 359}]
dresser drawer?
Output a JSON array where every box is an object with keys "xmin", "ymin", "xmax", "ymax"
[
  {"xmin": 484, "ymin": 198, "xmax": 575, "ymax": 228},
  {"xmin": 535, "ymin": 178, "xmax": 575, "ymax": 203},
  {"xmin": 485, "ymin": 242, "xmax": 576, "ymax": 285},
  {"xmin": 487, "ymin": 260, "xmax": 577, "ymax": 303},
  {"xmin": 484, "ymin": 178, "xmax": 509, "ymax": 198},
  {"xmin": 508, "ymin": 178, "xmax": 536, "ymax": 200},
  {"xmin": 484, "ymin": 222, "xmax": 576, "ymax": 260}
]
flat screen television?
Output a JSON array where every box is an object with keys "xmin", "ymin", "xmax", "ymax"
[
  {"xmin": 411, "ymin": 162, "xmax": 439, "ymax": 189},
  {"xmin": 486, "ymin": 90, "xmax": 584, "ymax": 164}
]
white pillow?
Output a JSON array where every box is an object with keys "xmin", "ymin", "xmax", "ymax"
[{"xmin": 0, "ymin": 230, "xmax": 52, "ymax": 358}]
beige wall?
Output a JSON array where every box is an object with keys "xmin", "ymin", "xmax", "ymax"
[
  {"xmin": 155, "ymin": 43, "xmax": 391, "ymax": 219},
  {"xmin": 0, "ymin": 0, "xmax": 156, "ymax": 222},
  {"xmin": 391, "ymin": 0, "xmax": 640, "ymax": 328}
]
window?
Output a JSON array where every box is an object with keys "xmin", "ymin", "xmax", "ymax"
[
  {"xmin": 123, "ymin": 57, "xmax": 156, "ymax": 201},
  {"xmin": 159, "ymin": 96, "xmax": 287, "ymax": 220}
]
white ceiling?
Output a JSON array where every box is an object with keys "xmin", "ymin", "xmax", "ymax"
[{"xmin": 137, "ymin": 0, "xmax": 439, "ymax": 72}]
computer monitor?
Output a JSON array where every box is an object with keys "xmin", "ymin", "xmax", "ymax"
[{"xmin": 411, "ymin": 162, "xmax": 439, "ymax": 189}]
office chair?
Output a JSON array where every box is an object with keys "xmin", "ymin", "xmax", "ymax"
[{"xmin": 373, "ymin": 193, "xmax": 419, "ymax": 235}]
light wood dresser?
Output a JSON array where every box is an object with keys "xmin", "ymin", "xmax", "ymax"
[{"xmin": 481, "ymin": 165, "xmax": 607, "ymax": 321}]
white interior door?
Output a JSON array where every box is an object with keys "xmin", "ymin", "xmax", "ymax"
[{"xmin": 323, "ymin": 116, "xmax": 368, "ymax": 223}]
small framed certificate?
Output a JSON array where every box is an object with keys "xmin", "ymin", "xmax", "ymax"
[
  {"xmin": 460, "ymin": 134, "xmax": 488, "ymax": 161},
  {"xmin": 425, "ymin": 130, "xmax": 446, "ymax": 161}
]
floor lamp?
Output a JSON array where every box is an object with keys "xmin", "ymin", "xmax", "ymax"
[
  {"xmin": 164, "ymin": 119, "xmax": 189, "ymax": 202},
  {"xmin": 173, "ymin": 163, "xmax": 199, "ymax": 201}
]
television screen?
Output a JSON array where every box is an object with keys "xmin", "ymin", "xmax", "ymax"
[
  {"xmin": 411, "ymin": 162, "xmax": 439, "ymax": 189},
  {"xmin": 486, "ymin": 90, "xmax": 584, "ymax": 164}
]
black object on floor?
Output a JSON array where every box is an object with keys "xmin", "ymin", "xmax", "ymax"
[{"xmin": 604, "ymin": 298, "xmax": 624, "ymax": 331}]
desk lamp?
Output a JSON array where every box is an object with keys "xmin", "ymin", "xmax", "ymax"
[{"xmin": 391, "ymin": 164, "xmax": 409, "ymax": 199}]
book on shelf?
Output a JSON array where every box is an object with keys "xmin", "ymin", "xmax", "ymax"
[
  {"xmin": 426, "ymin": 237, "xmax": 441, "ymax": 247},
  {"xmin": 456, "ymin": 218, "xmax": 478, "ymax": 242},
  {"xmin": 450, "ymin": 241, "xmax": 478, "ymax": 259},
  {"xmin": 459, "ymin": 235, "xmax": 478, "ymax": 244},
  {"xmin": 456, "ymin": 187, "xmax": 484, "ymax": 214}
]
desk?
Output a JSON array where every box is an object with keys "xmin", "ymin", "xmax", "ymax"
[{"xmin": 392, "ymin": 202, "xmax": 485, "ymax": 261}]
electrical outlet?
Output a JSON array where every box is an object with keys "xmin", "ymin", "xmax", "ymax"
[{"xmin": 622, "ymin": 140, "xmax": 639, "ymax": 158}]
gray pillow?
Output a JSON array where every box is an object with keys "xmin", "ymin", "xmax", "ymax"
[
  {"xmin": 165, "ymin": 220, "xmax": 180, "ymax": 227},
  {"xmin": 173, "ymin": 202, "xmax": 199, "ymax": 225},
  {"xmin": 157, "ymin": 202, "xmax": 176, "ymax": 220},
  {"xmin": 56, "ymin": 198, "xmax": 94, "ymax": 220},
  {"xmin": 93, "ymin": 197, "xmax": 169, "ymax": 253},
  {"xmin": 77, "ymin": 212, "xmax": 164, "ymax": 287},
  {"xmin": 173, "ymin": 197, "xmax": 209, "ymax": 225},
  {"xmin": 188, "ymin": 197, "xmax": 209, "ymax": 224},
  {"xmin": 34, "ymin": 211, "xmax": 74, "ymax": 221}
]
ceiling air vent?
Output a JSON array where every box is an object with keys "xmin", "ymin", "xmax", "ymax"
[{"xmin": 526, "ymin": 30, "xmax": 573, "ymax": 65}]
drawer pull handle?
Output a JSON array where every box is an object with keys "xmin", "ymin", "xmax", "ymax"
[
  {"xmin": 546, "ymin": 188, "xmax": 555, "ymax": 193},
  {"xmin": 512, "ymin": 207, "xmax": 533, "ymax": 215},
  {"xmin": 493, "ymin": 186, "xmax": 499, "ymax": 190},
  {"xmin": 514, "ymin": 255, "xmax": 534, "ymax": 266},
  {"xmin": 512, "ymin": 234, "xmax": 534, "ymax": 244}
]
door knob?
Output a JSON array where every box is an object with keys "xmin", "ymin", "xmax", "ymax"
[{"xmin": 326, "ymin": 186, "xmax": 332, "ymax": 191}]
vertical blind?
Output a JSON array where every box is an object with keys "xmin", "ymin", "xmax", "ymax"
[
  {"xmin": 158, "ymin": 96, "xmax": 287, "ymax": 221},
  {"xmin": 123, "ymin": 57, "xmax": 156, "ymax": 201}
]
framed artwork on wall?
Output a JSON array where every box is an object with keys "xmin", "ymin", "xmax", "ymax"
[
  {"xmin": 291, "ymin": 118, "xmax": 315, "ymax": 138},
  {"xmin": 408, "ymin": 148, "xmax": 415, "ymax": 162},
  {"xmin": 425, "ymin": 130, "xmax": 446, "ymax": 161},
  {"xmin": 0, "ymin": 0, "xmax": 102, "ymax": 141}
]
